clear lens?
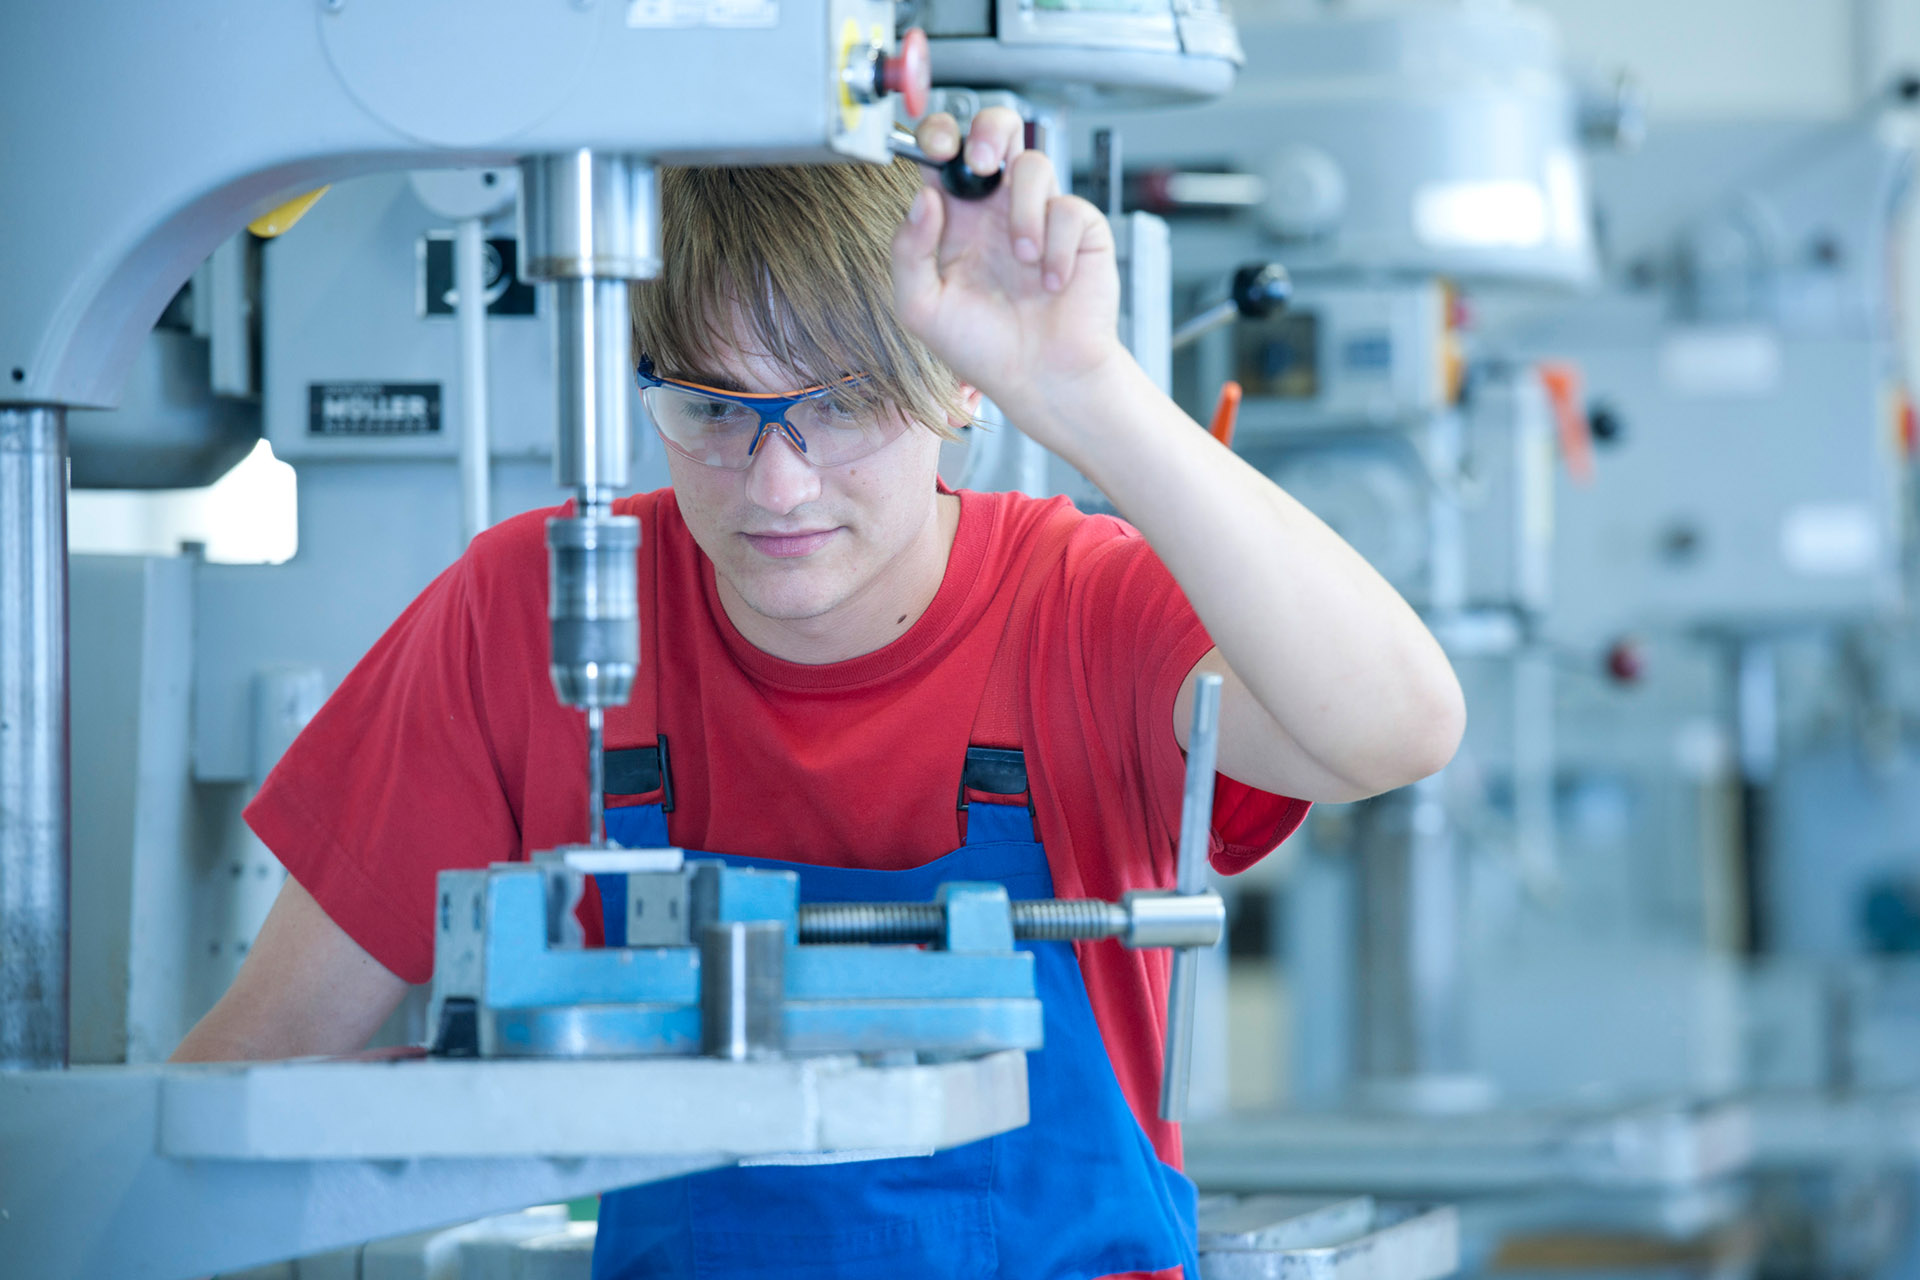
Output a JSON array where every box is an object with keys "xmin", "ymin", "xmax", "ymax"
[
  {"xmin": 642, "ymin": 386, "xmax": 761, "ymax": 468},
  {"xmin": 643, "ymin": 384, "xmax": 909, "ymax": 470}
]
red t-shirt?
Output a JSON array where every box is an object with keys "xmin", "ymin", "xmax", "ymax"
[{"xmin": 247, "ymin": 486, "xmax": 1307, "ymax": 1164}]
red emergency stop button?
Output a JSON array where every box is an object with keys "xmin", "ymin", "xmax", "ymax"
[{"xmin": 883, "ymin": 28, "xmax": 931, "ymax": 120}]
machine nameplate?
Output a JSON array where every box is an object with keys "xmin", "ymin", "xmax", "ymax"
[{"xmin": 308, "ymin": 382, "xmax": 443, "ymax": 436}]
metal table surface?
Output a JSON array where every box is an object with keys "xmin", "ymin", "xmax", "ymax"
[
  {"xmin": 1196, "ymin": 1195, "xmax": 1461, "ymax": 1280},
  {"xmin": 1747, "ymin": 1089, "xmax": 1920, "ymax": 1167},
  {"xmin": 1183, "ymin": 1097, "xmax": 1752, "ymax": 1197},
  {"xmin": 0, "ymin": 1048, "xmax": 1028, "ymax": 1280}
]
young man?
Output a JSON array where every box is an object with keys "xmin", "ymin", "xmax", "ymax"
[{"xmin": 174, "ymin": 111, "xmax": 1464, "ymax": 1278}]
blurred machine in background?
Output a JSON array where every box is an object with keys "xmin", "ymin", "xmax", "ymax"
[
  {"xmin": 37, "ymin": 0, "xmax": 1920, "ymax": 1275},
  {"xmin": 1077, "ymin": 3, "xmax": 1920, "ymax": 1279},
  {"xmin": 32, "ymin": 4, "xmax": 1475, "ymax": 1280}
]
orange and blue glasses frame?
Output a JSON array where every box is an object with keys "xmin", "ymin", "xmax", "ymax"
[{"xmin": 635, "ymin": 355, "xmax": 877, "ymax": 467}]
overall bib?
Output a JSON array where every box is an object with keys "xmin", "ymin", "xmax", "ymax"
[{"xmin": 590, "ymin": 782, "xmax": 1200, "ymax": 1279}]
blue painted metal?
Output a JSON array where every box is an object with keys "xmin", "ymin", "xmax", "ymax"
[
  {"xmin": 939, "ymin": 882, "xmax": 1017, "ymax": 951},
  {"xmin": 482, "ymin": 869, "xmax": 701, "ymax": 1010},
  {"xmin": 441, "ymin": 860, "xmax": 1044, "ymax": 1058}
]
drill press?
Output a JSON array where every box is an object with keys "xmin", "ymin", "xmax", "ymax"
[{"xmin": 518, "ymin": 152, "xmax": 655, "ymax": 848}]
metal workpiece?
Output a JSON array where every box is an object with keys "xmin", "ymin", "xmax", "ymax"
[
  {"xmin": 1196, "ymin": 1196, "xmax": 1460, "ymax": 1280},
  {"xmin": 701, "ymin": 921, "xmax": 787, "ymax": 1060},
  {"xmin": 0, "ymin": 407, "xmax": 69, "ymax": 1071},
  {"xmin": 0, "ymin": 1050, "xmax": 1028, "ymax": 1280},
  {"xmin": 518, "ymin": 153, "xmax": 661, "ymax": 283},
  {"xmin": 545, "ymin": 512, "xmax": 640, "ymax": 710},
  {"xmin": 1163, "ymin": 671, "xmax": 1224, "ymax": 1122},
  {"xmin": 550, "ymin": 277, "xmax": 634, "ymax": 496}
]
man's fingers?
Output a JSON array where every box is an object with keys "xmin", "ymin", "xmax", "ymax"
[
  {"xmin": 890, "ymin": 186, "xmax": 946, "ymax": 329},
  {"xmin": 1041, "ymin": 195, "xmax": 1105, "ymax": 292},
  {"xmin": 963, "ymin": 106, "xmax": 1025, "ymax": 175},
  {"xmin": 1006, "ymin": 151, "xmax": 1055, "ymax": 266},
  {"xmin": 915, "ymin": 112, "xmax": 961, "ymax": 163}
]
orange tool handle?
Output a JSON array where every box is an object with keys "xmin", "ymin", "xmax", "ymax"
[
  {"xmin": 1208, "ymin": 380, "xmax": 1243, "ymax": 449},
  {"xmin": 1537, "ymin": 360, "xmax": 1595, "ymax": 487}
]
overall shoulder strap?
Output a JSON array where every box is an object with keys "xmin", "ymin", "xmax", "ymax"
[
  {"xmin": 605, "ymin": 496, "xmax": 672, "ymax": 808},
  {"xmin": 959, "ymin": 499, "xmax": 1083, "ymax": 810}
]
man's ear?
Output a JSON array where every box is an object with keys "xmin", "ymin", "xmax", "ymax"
[{"xmin": 949, "ymin": 382, "xmax": 984, "ymax": 429}]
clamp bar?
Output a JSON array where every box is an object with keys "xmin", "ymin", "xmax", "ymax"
[{"xmin": 1162, "ymin": 671, "xmax": 1223, "ymax": 1122}]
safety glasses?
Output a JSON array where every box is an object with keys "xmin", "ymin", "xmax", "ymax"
[{"xmin": 635, "ymin": 357, "xmax": 907, "ymax": 471}]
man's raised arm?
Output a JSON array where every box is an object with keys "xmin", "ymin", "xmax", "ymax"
[{"xmin": 892, "ymin": 109, "xmax": 1465, "ymax": 804}]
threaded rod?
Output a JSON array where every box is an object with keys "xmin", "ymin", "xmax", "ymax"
[
  {"xmin": 795, "ymin": 899, "xmax": 1130, "ymax": 945},
  {"xmin": 1011, "ymin": 899, "xmax": 1129, "ymax": 941}
]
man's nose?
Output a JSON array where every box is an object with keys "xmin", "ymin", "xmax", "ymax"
[{"xmin": 744, "ymin": 422, "xmax": 823, "ymax": 515}]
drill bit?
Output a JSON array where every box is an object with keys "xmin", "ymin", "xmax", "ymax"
[{"xmin": 587, "ymin": 705, "xmax": 607, "ymax": 847}]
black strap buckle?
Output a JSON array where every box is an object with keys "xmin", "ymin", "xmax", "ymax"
[
  {"xmin": 957, "ymin": 745, "xmax": 1028, "ymax": 810},
  {"xmin": 603, "ymin": 734, "xmax": 675, "ymax": 812}
]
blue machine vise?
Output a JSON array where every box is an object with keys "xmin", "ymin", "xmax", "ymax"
[{"xmin": 428, "ymin": 847, "xmax": 1044, "ymax": 1060}]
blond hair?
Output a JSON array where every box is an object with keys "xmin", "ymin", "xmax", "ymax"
[{"xmin": 631, "ymin": 159, "xmax": 963, "ymax": 440}]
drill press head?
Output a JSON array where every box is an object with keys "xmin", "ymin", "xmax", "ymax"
[{"xmin": 518, "ymin": 152, "xmax": 659, "ymax": 717}]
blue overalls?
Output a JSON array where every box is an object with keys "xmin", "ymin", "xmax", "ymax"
[{"xmin": 591, "ymin": 780, "xmax": 1201, "ymax": 1279}]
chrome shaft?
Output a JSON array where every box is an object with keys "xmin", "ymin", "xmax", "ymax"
[{"xmin": 0, "ymin": 408, "xmax": 69, "ymax": 1070}]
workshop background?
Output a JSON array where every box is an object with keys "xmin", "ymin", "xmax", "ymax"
[{"xmin": 34, "ymin": 0, "xmax": 1920, "ymax": 1276}]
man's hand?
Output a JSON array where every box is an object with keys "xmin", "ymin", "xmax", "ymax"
[
  {"xmin": 891, "ymin": 110, "xmax": 1464, "ymax": 806},
  {"xmin": 890, "ymin": 108, "xmax": 1127, "ymax": 446}
]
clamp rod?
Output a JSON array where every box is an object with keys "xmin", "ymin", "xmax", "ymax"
[{"xmin": 1161, "ymin": 671, "xmax": 1223, "ymax": 1122}]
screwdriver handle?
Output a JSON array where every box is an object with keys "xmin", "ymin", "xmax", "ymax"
[{"xmin": 1161, "ymin": 672, "xmax": 1223, "ymax": 1122}]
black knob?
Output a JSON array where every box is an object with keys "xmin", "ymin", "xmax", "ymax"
[
  {"xmin": 1660, "ymin": 522, "xmax": 1703, "ymax": 564},
  {"xmin": 1231, "ymin": 263, "xmax": 1292, "ymax": 319},
  {"xmin": 941, "ymin": 157, "xmax": 1002, "ymax": 201},
  {"xmin": 1589, "ymin": 402, "xmax": 1625, "ymax": 446}
]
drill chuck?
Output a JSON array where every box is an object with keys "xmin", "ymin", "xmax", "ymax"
[{"xmin": 547, "ymin": 512, "xmax": 640, "ymax": 710}]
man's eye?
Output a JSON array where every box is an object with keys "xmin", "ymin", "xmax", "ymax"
[{"xmin": 682, "ymin": 401, "xmax": 750, "ymax": 428}]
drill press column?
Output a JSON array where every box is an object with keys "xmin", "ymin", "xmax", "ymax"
[{"xmin": 519, "ymin": 152, "xmax": 661, "ymax": 846}]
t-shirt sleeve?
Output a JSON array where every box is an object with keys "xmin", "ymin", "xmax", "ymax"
[
  {"xmin": 1067, "ymin": 521, "xmax": 1309, "ymax": 878},
  {"xmin": 244, "ymin": 544, "xmax": 529, "ymax": 986}
]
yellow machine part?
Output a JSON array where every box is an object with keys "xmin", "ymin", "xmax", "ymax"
[{"xmin": 248, "ymin": 186, "xmax": 331, "ymax": 239}]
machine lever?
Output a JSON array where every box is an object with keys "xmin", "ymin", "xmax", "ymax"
[
  {"xmin": 1171, "ymin": 262, "xmax": 1291, "ymax": 351},
  {"xmin": 1161, "ymin": 671, "xmax": 1223, "ymax": 1122},
  {"xmin": 891, "ymin": 126, "xmax": 1004, "ymax": 201}
]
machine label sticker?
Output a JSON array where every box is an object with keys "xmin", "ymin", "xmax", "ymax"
[
  {"xmin": 419, "ymin": 235, "xmax": 537, "ymax": 317},
  {"xmin": 704, "ymin": 0, "xmax": 779, "ymax": 26},
  {"xmin": 308, "ymin": 383, "xmax": 442, "ymax": 436},
  {"xmin": 626, "ymin": 0, "xmax": 775, "ymax": 26}
]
